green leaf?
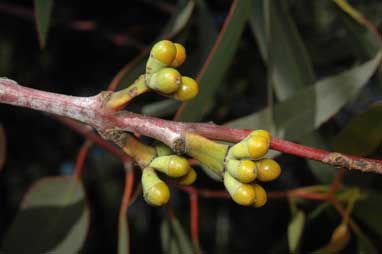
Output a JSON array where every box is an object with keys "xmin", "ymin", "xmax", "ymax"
[
  {"xmin": 252, "ymin": 0, "xmax": 334, "ymax": 183},
  {"xmin": 34, "ymin": 0, "xmax": 54, "ymax": 49},
  {"xmin": 159, "ymin": 0, "xmax": 195, "ymax": 37},
  {"xmin": 142, "ymin": 99, "xmax": 180, "ymax": 117},
  {"xmin": 334, "ymin": 103, "xmax": 382, "ymax": 156},
  {"xmin": 197, "ymin": 0, "xmax": 219, "ymax": 63},
  {"xmin": 288, "ymin": 210, "xmax": 305, "ymax": 254},
  {"xmin": 1, "ymin": 176, "xmax": 89, "ymax": 254},
  {"xmin": 177, "ymin": 0, "xmax": 253, "ymax": 121},
  {"xmin": 251, "ymin": 0, "xmax": 316, "ymax": 100},
  {"xmin": 354, "ymin": 190, "xmax": 382, "ymax": 237},
  {"xmin": 228, "ymin": 52, "xmax": 382, "ymax": 142},
  {"xmin": 118, "ymin": 214, "xmax": 130, "ymax": 254},
  {"xmin": 161, "ymin": 215, "xmax": 193, "ymax": 254},
  {"xmin": 354, "ymin": 227, "xmax": 377, "ymax": 254}
]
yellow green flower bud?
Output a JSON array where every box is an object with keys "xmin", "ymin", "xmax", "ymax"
[
  {"xmin": 148, "ymin": 68, "xmax": 181, "ymax": 94},
  {"xmin": 255, "ymin": 159, "xmax": 281, "ymax": 182},
  {"xmin": 228, "ymin": 131, "xmax": 270, "ymax": 160},
  {"xmin": 149, "ymin": 155, "xmax": 190, "ymax": 178},
  {"xmin": 252, "ymin": 184, "xmax": 267, "ymax": 208},
  {"xmin": 226, "ymin": 159, "xmax": 257, "ymax": 183},
  {"xmin": 175, "ymin": 76, "xmax": 199, "ymax": 101},
  {"xmin": 224, "ymin": 172, "xmax": 256, "ymax": 206},
  {"xmin": 170, "ymin": 43, "xmax": 186, "ymax": 67},
  {"xmin": 142, "ymin": 167, "xmax": 170, "ymax": 206},
  {"xmin": 175, "ymin": 168, "xmax": 197, "ymax": 185}
]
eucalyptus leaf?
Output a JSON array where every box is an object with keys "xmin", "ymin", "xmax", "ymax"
[
  {"xmin": 34, "ymin": 0, "xmax": 54, "ymax": 49},
  {"xmin": 288, "ymin": 210, "xmax": 305, "ymax": 254},
  {"xmin": 161, "ymin": 215, "xmax": 193, "ymax": 254},
  {"xmin": 334, "ymin": 103, "xmax": 382, "ymax": 156},
  {"xmin": 1, "ymin": 176, "xmax": 89, "ymax": 254},
  {"xmin": 228, "ymin": 52, "xmax": 382, "ymax": 142},
  {"xmin": 354, "ymin": 190, "xmax": 382, "ymax": 236},
  {"xmin": 177, "ymin": 0, "xmax": 253, "ymax": 121}
]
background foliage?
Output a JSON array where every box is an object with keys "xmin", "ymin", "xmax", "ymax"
[{"xmin": 0, "ymin": 0, "xmax": 382, "ymax": 253}]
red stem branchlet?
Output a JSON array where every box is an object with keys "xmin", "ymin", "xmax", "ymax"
[{"xmin": 0, "ymin": 77, "xmax": 381, "ymax": 174}]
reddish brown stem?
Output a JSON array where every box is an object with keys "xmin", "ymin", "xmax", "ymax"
[
  {"xmin": 189, "ymin": 191, "xmax": 200, "ymax": 251},
  {"xmin": 74, "ymin": 141, "xmax": 92, "ymax": 178},
  {"xmin": 1, "ymin": 78, "xmax": 381, "ymax": 174}
]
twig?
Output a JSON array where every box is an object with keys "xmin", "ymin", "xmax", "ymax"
[{"xmin": 1, "ymin": 77, "xmax": 381, "ymax": 173}]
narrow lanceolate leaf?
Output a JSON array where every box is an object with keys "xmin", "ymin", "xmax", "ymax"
[
  {"xmin": 354, "ymin": 227, "xmax": 377, "ymax": 254},
  {"xmin": 228, "ymin": 52, "xmax": 382, "ymax": 142},
  {"xmin": 334, "ymin": 103, "xmax": 382, "ymax": 156},
  {"xmin": 1, "ymin": 176, "xmax": 89, "ymax": 254},
  {"xmin": 314, "ymin": 223, "xmax": 350, "ymax": 253},
  {"xmin": 34, "ymin": 0, "xmax": 54, "ymax": 49},
  {"xmin": 251, "ymin": 0, "xmax": 316, "ymax": 100},
  {"xmin": 118, "ymin": 215, "xmax": 130, "ymax": 254},
  {"xmin": 0, "ymin": 125, "xmax": 7, "ymax": 171},
  {"xmin": 354, "ymin": 191, "xmax": 382, "ymax": 237},
  {"xmin": 161, "ymin": 216, "xmax": 193, "ymax": 254},
  {"xmin": 177, "ymin": 0, "xmax": 253, "ymax": 121},
  {"xmin": 159, "ymin": 0, "xmax": 195, "ymax": 37},
  {"xmin": 288, "ymin": 210, "xmax": 305, "ymax": 254}
]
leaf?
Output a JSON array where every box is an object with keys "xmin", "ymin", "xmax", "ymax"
[
  {"xmin": 251, "ymin": 0, "xmax": 334, "ymax": 183},
  {"xmin": 197, "ymin": 0, "xmax": 219, "ymax": 64},
  {"xmin": 34, "ymin": 0, "xmax": 54, "ymax": 49},
  {"xmin": 288, "ymin": 210, "xmax": 305, "ymax": 254},
  {"xmin": 333, "ymin": 0, "xmax": 366, "ymax": 26},
  {"xmin": 159, "ymin": 0, "xmax": 195, "ymax": 37},
  {"xmin": 314, "ymin": 223, "xmax": 350, "ymax": 253},
  {"xmin": 228, "ymin": 52, "xmax": 382, "ymax": 142},
  {"xmin": 0, "ymin": 125, "xmax": 7, "ymax": 171},
  {"xmin": 142, "ymin": 99, "xmax": 180, "ymax": 117},
  {"xmin": 177, "ymin": 0, "xmax": 253, "ymax": 121},
  {"xmin": 1, "ymin": 176, "xmax": 89, "ymax": 254},
  {"xmin": 251, "ymin": 0, "xmax": 316, "ymax": 100},
  {"xmin": 354, "ymin": 227, "xmax": 377, "ymax": 254},
  {"xmin": 161, "ymin": 215, "xmax": 193, "ymax": 254},
  {"xmin": 118, "ymin": 214, "xmax": 130, "ymax": 254},
  {"xmin": 354, "ymin": 190, "xmax": 382, "ymax": 236},
  {"xmin": 334, "ymin": 103, "xmax": 382, "ymax": 156}
]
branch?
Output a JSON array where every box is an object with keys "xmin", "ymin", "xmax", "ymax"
[{"xmin": 1, "ymin": 77, "xmax": 381, "ymax": 173}]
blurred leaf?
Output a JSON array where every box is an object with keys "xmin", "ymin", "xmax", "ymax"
[
  {"xmin": 118, "ymin": 214, "xmax": 130, "ymax": 254},
  {"xmin": 161, "ymin": 215, "xmax": 193, "ymax": 254},
  {"xmin": 288, "ymin": 210, "xmax": 305, "ymax": 254},
  {"xmin": 197, "ymin": 0, "xmax": 218, "ymax": 63},
  {"xmin": 142, "ymin": 99, "xmax": 180, "ymax": 117},
  {"xmin": 34, "ymin": 0, "xmax": 54, "ymax": 49},
  {"xmin": 251, "ymin": 1, "xmax": 334, "ymax": 183},
  {"xmin": 251, "ymin": 0, "xmax": 316, "ymax": 100},
  {"xmin": 334, "ymin": 103, "xmax": 382, "ymax": 156},
  {"xmin": 110, "ymin": 0, "xmax": 195, "ymax": 90},
  {"xmin": 177, "ymin": 0, "xmax": 253, "ymax": 121},
  {"xmin": 354, "ymin": 190, "xmax": 382, "ymax": 236},
  {"xmin": 339, "ymin": 11, "xmax": 380, "ymax": 61},
  {"xmin": 0, "ymin": 125, "xmax": 7, "ymax": 171},
  {"xmin": 1, "ymin": 176, "xmax": 89, "ymax": 254},
  {"xmin": 228, "ymin": 52, "xmax": 382, "ymax": 142},
  {"xmin": 314, "ymin": 223, "xmax": 350, "ymax": 253},
  {"xmin": 333, "ymin": 0, "xmax": 366, "ymax": 25},
  {"xmin": 354, "ymin": 227, "xmax": 377, "ymax": 254},
  {"xmin": 159, "ymin": 0, "xmax": 195, "ymax": 37}
]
